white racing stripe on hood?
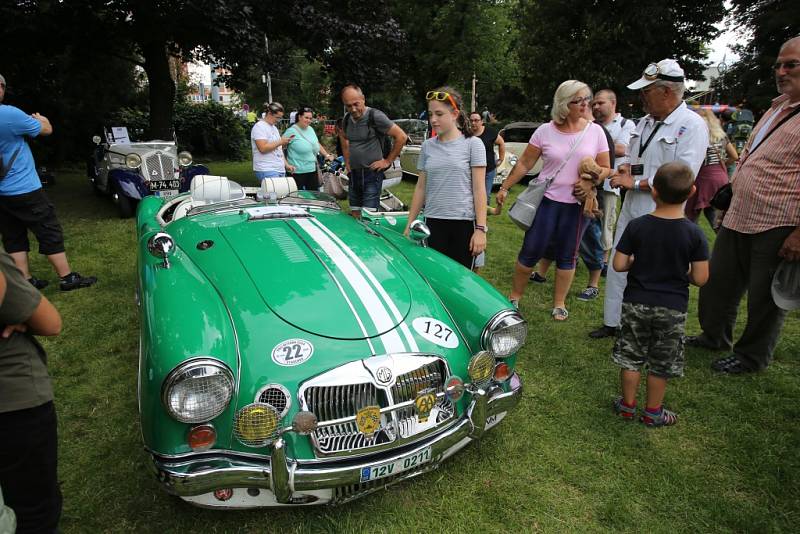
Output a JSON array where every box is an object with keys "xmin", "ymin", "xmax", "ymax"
[
  {"xmin": 309, "ymin": 218, "xmax": 420, "ymax": 353},
  {"xmin": 295, "ymin": 218, "xmax": 406, "ymax": 353}
]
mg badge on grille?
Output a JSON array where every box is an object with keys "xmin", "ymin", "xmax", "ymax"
[
  {"xmin": 375, "ymin": 366, "xmax": 393, "ymax": 385},
  {"xmin": 355, "ymin": 405, "xmax": 381, "ymax": 437},
  {"xmin": 415, "ymin": 389, "xmax": 436, "ymax": 423}
]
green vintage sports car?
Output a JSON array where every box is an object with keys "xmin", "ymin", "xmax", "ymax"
[{"xmin": 137, "ymin": 175, "xmax": 527, "ymax": 508}]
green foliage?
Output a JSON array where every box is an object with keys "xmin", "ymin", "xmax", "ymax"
[
  {"xmin": 516, "ymin": 0, "xmax": 725, "ymax": 115},
  {"xmin": 715, "ymin": 0, "xmax": 800, "ymax": 113},
  {"xmin": 173, "ymin": 101, "xmax": 249, "ymax": 160}
]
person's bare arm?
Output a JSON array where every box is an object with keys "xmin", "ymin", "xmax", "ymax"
[
  {"xmin": 404, "ymin": 171, "xmax": 427, "ymax": 237},
  {"xmin": 612, "ymin": 250, "xmax": 634, "ymax": 272},
  {"xmin": 2, "ymin": 294, "xmax": 62, "ymax": 338},
  {"xmin": 255, "ymin": 135, "xmax": 292, "ymax": 154},
  {"xmin": 725, "ymin": 141, "xmax": 739, "ymax": 162},
  {"xmin": 31, "ymin": 113, "xmax": 53, "ymax": 136},
  {"xmin": 369, "ymin": 124, "xmax": 407, "ymax": 171},
  {"xmin": 614, "ymin": 142, "xmax": 627, "ymax": 157},
  {"xmin": 495, "ymin": 135, "xmax": 506, "ymax": 165},
  {"xmin": 339, "ymin": 131, "xmax": 351, "ymax": 172},
  {"xmin": 496, "ymin": 144, "xmax": 542, "ymax": 205},
  {"xmin": 688, "ymin": 260, "xmax": 709, "ymax": 287}
]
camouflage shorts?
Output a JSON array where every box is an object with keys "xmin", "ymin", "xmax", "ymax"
[{"xmin": 612, "ymin": 302, "xmax": 687, "ymax": 378}]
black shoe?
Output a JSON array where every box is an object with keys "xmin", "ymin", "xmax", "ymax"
[
  {"xmin": 589, "ymin": 325, "xmax": 618, "ymax": 339},
  {"xmin": 711, "ymin": 355, "xmax": 754, "ymax": 374},
  {"xmin": 685, "ymin": 334, "xmax": 722, "ymax": 350},
  {"xmin": 28, "ymin": 277, "xmax": 49, "ymax": 290},
  {"xmin": 530, "ymin": 272, "xmax": 547, "ymax": 283},
  {"xmin": 60, "ymin": 272, "xmax": 97, "ymax": 291}
]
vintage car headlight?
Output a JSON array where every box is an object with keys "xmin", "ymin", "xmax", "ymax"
[
  {"xmin": 125, "ymin": 153, "xmax": 142, "ymax": 169},
  {"xmin": 177, "ymin": 151, "xmax": 193, "ymax": 167},
  {"xmin": 482, "ymin": 310, "xmax": 528, "ymax": 357},
  {"xmin": 161, "ymin": 359, "xmax": 234, "ymax": 423}
]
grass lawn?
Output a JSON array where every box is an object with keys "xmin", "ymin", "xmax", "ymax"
[{"xmin": 32, "ymin": 161, "xmax": 799, "ymax": 533}]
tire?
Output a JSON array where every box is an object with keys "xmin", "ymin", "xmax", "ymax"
[{"xmin": 114, "ymin": 184, "xmax": 136, "ymax": 218}]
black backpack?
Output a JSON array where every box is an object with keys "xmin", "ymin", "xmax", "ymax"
[{"xmin": 343, "ymin": 108, "xmax": 392, "ymax": 159}]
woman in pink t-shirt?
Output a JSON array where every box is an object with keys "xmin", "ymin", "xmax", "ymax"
[{"xmin": 497, "ymin": 80, "xmax": 610, "ymax": 320}]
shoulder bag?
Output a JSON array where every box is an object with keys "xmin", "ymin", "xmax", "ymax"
[{"xmin": 508, "ymin": 122, "xmax": 591, "ymax": 231}]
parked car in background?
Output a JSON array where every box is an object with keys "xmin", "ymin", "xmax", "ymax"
[
  {"xmin": 88, "ymin": 130, "xmax": 209, "ymax": 218},
  {"xmin": 397, "ymin": 119, "xmax": 429, "ymax": 180},
  {"xmin": 137, "ymin": 175, "xmax": 526, "ymax": 508},
  {"xmin": 496, "ymin": 122, "xmax": 544, "ymax": 186}
]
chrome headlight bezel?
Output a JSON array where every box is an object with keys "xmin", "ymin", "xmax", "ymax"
[
  {"xmin": 161, "ymin": 358, "xmax": 235, "ymax": 423},
  {"xmin": 177, "ymin": 151, "xmax": 193, "ymax": 167},
  {"xmin": 481, "ymin": 310, "xmax": 527, "ymax": 358},
  {"xmin": 125, "ymin": 153, "xmax": 142, "ymax": 169}
]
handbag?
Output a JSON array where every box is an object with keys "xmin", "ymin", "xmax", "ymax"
[
  {"xmin": 508, "ymin": 122, "xmax": 591, "ymax": 231},
  {"xmin": 710, "ymin": 182, "xmax": 733, "ymax": 211},
  {"xmin": 321, "ymin": 170, "xmax": 347, "ymax": 199}
]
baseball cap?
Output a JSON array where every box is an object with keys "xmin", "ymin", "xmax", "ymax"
[
  {"xmin": 771, "ymin": 260, "xmax": 800, "ymax": 311},
  {"xmin": 627, "ymin": 59, "xmax": 685, "ymax": 90}
]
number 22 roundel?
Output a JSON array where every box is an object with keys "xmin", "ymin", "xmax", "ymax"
[
  {"xmin": 411, "ymin": 317, "xmax": 459, "ymax": 349},
  {"xmin": 271, "ymin": 339, "xmax": 314, "ymax": 366}
]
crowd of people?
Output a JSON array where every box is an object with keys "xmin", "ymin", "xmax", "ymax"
[{"xmin": 0, "ymin": 34, "xmax": 798, "ymax": 533}]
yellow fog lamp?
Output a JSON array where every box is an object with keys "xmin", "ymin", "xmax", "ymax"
[
  {"xmin": 233, "ymin": 403, "xmax": 280, "ymax": 447},
  {"xmin": 467, "ymin": 351, "xmax": 494, "ymax": 386}
]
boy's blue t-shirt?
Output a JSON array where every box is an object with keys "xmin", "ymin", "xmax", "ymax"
[
  {"xmin": 616, "ymin": 214, "xmax": 709, "ymax": 312},
  {"xmin": 0, "ymin": 104, "xmax": 42, "ymax": 196}
]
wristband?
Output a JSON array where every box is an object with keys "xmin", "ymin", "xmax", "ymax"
[
  {"xmin": 499, "ymin": 186, "xmax": 509, "ymax": 193},
  {"xmin": 475, "ymin": 224, "xmax": 488, "ymax": 233},
  {"xmin": 633, "ymin": 179, "xmax": 641, "ymax": 191}
]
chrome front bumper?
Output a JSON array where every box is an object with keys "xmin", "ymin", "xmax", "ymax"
[{"xmin": 150, "ymin": 373, "xmax": 522, "ymax": 505}]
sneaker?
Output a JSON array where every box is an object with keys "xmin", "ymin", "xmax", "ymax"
[
  {"xmin": 60, "ymin": 272, "xmax": 97, "ymax": 291},
  {"xmin": 711, "ymin": 355, "xmax": 754, "ymax": 374},
  {"xmin": 640, "ymin": 407, "xmax": 677, "ymax": 427},
  {"xmin": 588, "ymin": 325, "xmax": 618, "ymax": 339},
  {"xmin": 613, "ymin": 396, "xmax": 636, "ymax": 421},
  {"xmin": 577, "ymin": 286, "xmax": 599, "ymax": 301},
  {"xmin": 529, "ymin": 272, "xmax": 547, "ymax": 283},
  {"xmin": 28, "ymin": 277, "xmax": 49, "ymax": 290}
]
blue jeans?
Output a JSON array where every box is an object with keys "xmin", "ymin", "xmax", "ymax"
[
  {"xmin": 255, "ymin": 170, "xmax": 286, "ymax": 181},
  {"xmin": 484, "ymin": 169, "xmax": 497, "ymax": 203},
  {"xmin": 348, "ymin": 168, "xmax": 382, "ymax": 212},
  {"xmin": 579, "ymin": 217, "xmax": 605, "ymax": 271}
]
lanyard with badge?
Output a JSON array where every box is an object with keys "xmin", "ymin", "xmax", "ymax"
[{"xmin": 631, "ymin": 120, "xmax": 662, "ymax": 176}]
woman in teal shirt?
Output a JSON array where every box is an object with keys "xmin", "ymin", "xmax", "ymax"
[{"xmin": 282, "ymin": 108, "xmax": 335, "ymax": 190}]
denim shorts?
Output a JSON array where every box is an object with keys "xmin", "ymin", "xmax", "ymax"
[
  {"xmin": 578, "ymin": 217, "xmax": 605, "ymax": 271},
  {"xmin": 255, "ymin": 170, "xmax": 286, "ymax": 181},
  {"xmin": 348, "ymin": 168, "xmax": 382, "ymax": 212}
]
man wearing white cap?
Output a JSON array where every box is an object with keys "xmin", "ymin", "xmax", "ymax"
[{"xmin": 589, "ymin": 59, "xmax": 708, "ymax": 338}]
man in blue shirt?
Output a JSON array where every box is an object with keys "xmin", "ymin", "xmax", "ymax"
[{"xmin": 0, "ymin": 74, "xmax": 96, "ymax": 291}]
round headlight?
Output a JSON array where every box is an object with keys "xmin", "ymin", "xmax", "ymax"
[
  {"xmin": 161, "ymin": 359, "xmax": 234, "ymax": 423},
  {"xmin": 125, "ymin": 153, "xmax": 142, "ymax": 169},
  {"xmin": 467, "ymin": 351, "xmax": 494, "ymax": 386},
  {"xmin": 482, "ymin": 310, "xmax": 527, "ymax": 357},
  {"xmin": 234, "ymin": 403, "xmax": 280, "ymax": 447},
  {"xmin": 178, "ymin": 151, "xmax": 193, "ymax": 167}
]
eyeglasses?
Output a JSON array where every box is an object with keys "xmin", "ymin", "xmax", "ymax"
[
  {"xmin": 774, "ymin": 61, "xmax": 800, "ymax": 71},
  {"xmin": 426, "ymin": 91, "xmax": 459, "ymax": 112},
  {"xmin": 569, "ymin": 96, "xmax": 591, "ymax": 105}
]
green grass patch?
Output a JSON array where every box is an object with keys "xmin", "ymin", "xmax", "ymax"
[{"xmin": 36, "ymin": 162, "xmax": 799, "ymax": 532}]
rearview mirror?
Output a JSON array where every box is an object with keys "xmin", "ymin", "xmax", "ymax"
[{"xmin": 409, "ymin": 219, "xmax": 431, "ymax": 246}]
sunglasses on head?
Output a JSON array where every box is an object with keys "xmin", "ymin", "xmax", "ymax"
[
  {"xmin": 774, "ymin": 60, "xmax": 800, "ymax": 71},
  {"xmin": 426, "ymin": 91, "xmax": 459, "ymax": 112},
  {"xmin": 642, "ymin": 63, "xmax": 684, "ymax": 82}
]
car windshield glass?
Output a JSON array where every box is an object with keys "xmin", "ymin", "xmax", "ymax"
[
  {"xmin": 395, "ymin": 120, "xmax": 428, "ymax": 144},
  {"xmin": 188, "ymin": 198, "xmax": 259, "ymax": 216},
  {"xmin": 278, "ymin": 191, "xmax": 341, "ymax": 211},
  {"xmin": 502, "ymin": 128, "xmax": 537, "ymax": 143}
]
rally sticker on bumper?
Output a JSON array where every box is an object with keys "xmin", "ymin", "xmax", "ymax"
[{"xmin": 271, "ymin": 339, "xmax": 314, "ymax": 366}]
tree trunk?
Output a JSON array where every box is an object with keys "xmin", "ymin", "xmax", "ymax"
[{"xmin": 141, "ymin": 41, "xmax": 175, "ymax": 140}]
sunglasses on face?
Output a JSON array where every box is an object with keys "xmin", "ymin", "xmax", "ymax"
[
  {"xmin": 774, "ymin": 61, "xmax": 800, "ymax": 71},
  {"xmin": 569, "ymin": 96, "xmax": 591, "ymax": 105},
  {"xmin": 426, "ymin": 91, "xmax": 459, "ymax": 112}
]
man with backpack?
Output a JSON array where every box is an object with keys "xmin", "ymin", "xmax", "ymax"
[{"xmin": 339, "ymin": 84, "xmax": 407, "ymax": 218}]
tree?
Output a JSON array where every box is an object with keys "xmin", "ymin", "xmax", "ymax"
[
  {"xmin": 715, "ymin": 0, "xmax": 800, "ymax": 113},
  {"xmin": 516, "ymin": 0, "xmax": 725, "ymax": 118}
]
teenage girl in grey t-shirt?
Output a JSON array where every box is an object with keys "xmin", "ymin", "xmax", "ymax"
[{"xmin": 404, "ymin": 87, "xmax": 487, "ymax": 268}]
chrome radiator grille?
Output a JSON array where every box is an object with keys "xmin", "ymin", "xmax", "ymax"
[
  {"xmin": 143, "ymin": 153, "xmax": 174, "ymax": 182},
  {"xmin": 302, "ymin": 357, "xmax": 455, "ymax": 456}
]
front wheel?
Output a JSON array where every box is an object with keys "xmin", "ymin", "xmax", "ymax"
[{"xmin": 113, "ymin": 184, "xmax": 136, "ymax": 218}]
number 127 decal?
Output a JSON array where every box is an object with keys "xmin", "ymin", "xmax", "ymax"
[{"xmin": 412, "ymin": 317, "xmax": 459, "ymax": 349}]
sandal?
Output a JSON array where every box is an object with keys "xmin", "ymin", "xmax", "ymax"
[
  {"xmin": 551, "ymin": 307, "xmax": 569, "ymax": 321},
  {"xmin": 711, "ymin": 355, "xmax": 753, "ymax": 374},
  {"xmin": 640, "ymin": 407, "xmax": 677, "ymax": 427},
  {"xmin": 613, "ymin": 396, "xmax": 636, "ymax": 421}
]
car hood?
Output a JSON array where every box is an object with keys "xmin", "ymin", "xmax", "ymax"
[
  {"xmin": 177, "ymin": 209, "xmax": 413, "ymax": 340},
  {"xmin": 110, "ymin": 142, "xmax": 176, "ymax": 156}
]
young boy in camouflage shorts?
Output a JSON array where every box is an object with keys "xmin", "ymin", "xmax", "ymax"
[{"xmin": 611, "ymin": 162, "xmax": 709, "ymax": 427}]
